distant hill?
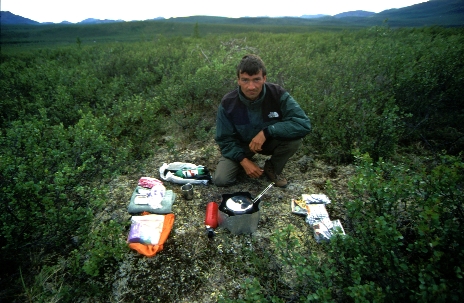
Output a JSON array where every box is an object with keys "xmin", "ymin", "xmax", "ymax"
[
  {"xmin": 79, "ymin": 18, "xmax": 125, "ymax": 24},
  {"xmin": 334, "ymin": 10, "xmax": 375, "ymax": 18},
  {"xmin": 0, "ymin": 11, "xmax": 39, "ymax": 25},
  {"xmin": 300, "ymin": 14, "xmax": 328, "ymax": 19},
  {"xmin": 373, "ymin": 0, "xmax": 464, "ymax": 26},
  {"xmin": 1, "ymin": 0, "xmax": 464, "ymax": 27}
]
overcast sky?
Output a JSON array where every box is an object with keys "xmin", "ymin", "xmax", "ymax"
[{"xmin": 2, "ymin": 0, "xmax": 428, "ymax": 23}]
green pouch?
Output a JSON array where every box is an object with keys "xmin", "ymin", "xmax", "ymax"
[{"xmin": 127, "ymin": 187, "xmax": 176, "ymax": 215}]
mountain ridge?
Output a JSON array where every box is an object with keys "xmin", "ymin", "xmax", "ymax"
[{"xmin": 1, "ymin": 0, "xmax": 463, "ymax": 27}]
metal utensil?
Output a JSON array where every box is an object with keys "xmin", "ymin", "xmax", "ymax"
[{"xmin": 252, "ymin": 182, "xmax": 274, "ymax": 204}]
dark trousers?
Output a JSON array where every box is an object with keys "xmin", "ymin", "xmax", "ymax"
[{"xmin": 213, "ymin": 138, "xmax": 302, "ymax": 187}]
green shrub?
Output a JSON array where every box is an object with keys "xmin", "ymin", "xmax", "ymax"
[
  {"xmin": 80, "ymin": 219, "xmax": 127, "ymax": 278},
  {"xmin": 1, "ymin": 26, "xmax": 463, "ymax": 301},
  {"xmin": 392, "ymin": 31, "xmax": 464, "ymax": 154},
  {"xmin": 153, "ymin": 41, "xmax": 241, "ymax": 139},
  {"xmin": 238, "ymin": 153, "xmax": 464, "ymax": 302},
  {"xmin": 0, "ymin": 110, "xmax": 125, "ymax": 291}
]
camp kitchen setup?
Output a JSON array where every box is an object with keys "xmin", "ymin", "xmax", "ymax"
[{"xmin": 126, "ymin": 162, "xmax": 345, "ymax": 257}]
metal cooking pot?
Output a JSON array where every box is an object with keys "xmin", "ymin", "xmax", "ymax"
[
  {"xmin": 219, "ymin": 183, "xmax": 274, "ymax": 216},
  {"xmin": 218, "ymin": 183, "xmax": 274, "ymax": 235},
  {"xmin": 220, "ymin": 192, "xmax": 255, "ymax": 216}
]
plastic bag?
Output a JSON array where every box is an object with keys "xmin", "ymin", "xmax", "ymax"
[{"xmin": 159, "ymin": 162, "xmax": 211, "ymax": 185}]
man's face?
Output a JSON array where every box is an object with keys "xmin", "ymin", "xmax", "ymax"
[{"xmin": 237, "ymin": 71, "xmax": 266, "ymax": 101}]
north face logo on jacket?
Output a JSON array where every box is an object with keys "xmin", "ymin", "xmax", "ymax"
[{"xmin": 268, "ymin": 112, "xmax": 279, "ymax": 118}]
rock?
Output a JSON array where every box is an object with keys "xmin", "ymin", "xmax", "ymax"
[{"xmin": 297, "ymin": 155, "xmax": 314, "ymax": 173}]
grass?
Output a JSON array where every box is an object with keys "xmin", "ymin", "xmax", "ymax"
[{"xmin": 0, "ymin": 19, "xmax": 365, "ymax": 54}]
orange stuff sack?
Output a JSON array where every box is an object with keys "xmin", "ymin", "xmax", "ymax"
[{"xmin": 128, "ymin": 212, "xmax": 175, "ymax": 257}]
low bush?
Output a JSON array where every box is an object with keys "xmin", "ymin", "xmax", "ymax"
[
  {"xmin": 235, "ymin": 153, "xmax": 464, "ymax": 302},
  {"xmin": 1, "ymin": 26, "xmax": 463, "ymax": 301}
]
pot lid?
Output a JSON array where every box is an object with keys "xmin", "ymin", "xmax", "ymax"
[{"xmin": 225, "ymin": 195, "xmax": 253, "ymax": 213}]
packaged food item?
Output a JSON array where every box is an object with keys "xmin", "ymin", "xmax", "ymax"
[
  {"xmin": 291, "ymin": 193, "xmax": 346, "ymax": 242},
  {"xmin": 312, "ymin": 219, "xmax": 345, "ymax": 243}
]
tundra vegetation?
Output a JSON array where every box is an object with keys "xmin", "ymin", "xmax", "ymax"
[{"xmin": 1, "ymin": 23, "xmax": 463, "ymax": 302}]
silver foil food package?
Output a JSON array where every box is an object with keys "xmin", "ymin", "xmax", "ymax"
[
  {"xmin": 305, "ymin": 204, "xmax": 330, "ymax": 225},
  {"xmin": 312, "ymin": 219, "xmax": 345, "ymax": 243},
  {"xmin": 302, "ymin": 193, "xmax": 331, "ymax": 204}
]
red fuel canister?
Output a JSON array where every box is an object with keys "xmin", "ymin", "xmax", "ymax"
[{"xmin": 205, "ymin": 202, "xmax": 218, "ymax": 228}]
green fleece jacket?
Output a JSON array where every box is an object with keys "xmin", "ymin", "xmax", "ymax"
[{"xmin": 215, "ymin": 82, "xmax": 311, "ymax": 163}]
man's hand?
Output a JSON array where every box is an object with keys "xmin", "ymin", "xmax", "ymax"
[
  {"xmin": 240, "ymin": 158, "xmax": 264, "ymax": 178},
  {"xmin": 249, "ymin": 130, "xmax": 266, "ymax": 153}
]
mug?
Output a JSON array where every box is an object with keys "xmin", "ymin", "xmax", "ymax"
[{"xmin": 181, "ymin": 183, "xmax": 194, "ymax": 200}]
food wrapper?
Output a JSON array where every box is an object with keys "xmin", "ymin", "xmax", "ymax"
[
  {"xmin": 305, "ymin": 204, "xmax": 330, "ymax": 225},
  {"xmin": 292, "ymin": 193, "xmax": 345, "ymax": 242},
  {"xmin": 292, "ymin": 194, "xmax": 331, "ymax": 215},
  {"xmin": 302, "ymin": 194, "xmax": 331, "ymax": 204},
  {"xmin": 313, "ymin": 219, "xmax": 346, "ymax": 243},
  {"xmin": 127, "ymin": 214, "xmax": 165, "ymax": 245}
]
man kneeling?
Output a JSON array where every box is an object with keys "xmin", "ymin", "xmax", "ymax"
[{"xmin": 213, "ymin": 54, "xmax": 311, "ymax": 188}]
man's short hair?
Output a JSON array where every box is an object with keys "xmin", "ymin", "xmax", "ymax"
[{"xmin": 236, "ymin": 54, "xmax": 267, "ymax": 77}]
